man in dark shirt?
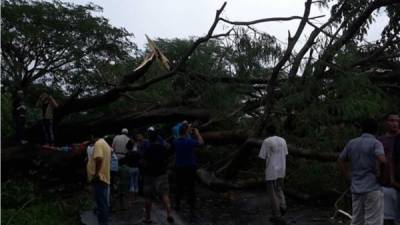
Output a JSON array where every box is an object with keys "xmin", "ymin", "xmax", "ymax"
[
  {"xmin": 142, "ymin": 129, "xmax": 174, "ymax": 224},
  {"xmin": 393, "ymin": 134, "xmax": 400, "ymax": 225},
  {"xmin": 12, "ymin": 90, "xmax": 27, "ymax": 144},
  {"xmin": 378, "ymin": 113, "xmax": 400, "ymax": 223},
  {"xmin": 173, "ymin": 123, "xmax": 204, "ymax": 218},
  {"xmin": 394, "ymin": 134, "xmax": 400, "ymax": 189}
]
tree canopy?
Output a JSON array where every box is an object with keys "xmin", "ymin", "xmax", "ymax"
[{"xmin": 1, "ymin": 0, "xmax": 138, "ymax": 93}]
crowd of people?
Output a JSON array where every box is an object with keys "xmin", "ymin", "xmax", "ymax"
[
  {"xmin": 85, "ymin": 121, "xmax": 204, "ymax": 225},
  {"xmin": 10, "ymin": 89, "xmax": 400, "ymax": 225}
]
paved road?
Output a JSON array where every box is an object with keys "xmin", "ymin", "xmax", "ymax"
[{"xmin": 81, "ymin": 187, "xmax": 348, "ymax": 225}]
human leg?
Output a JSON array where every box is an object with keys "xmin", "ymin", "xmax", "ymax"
[
  {"xmin": 42, "ymin": 119, "xmax": 50, "ymax": 144},
  {"xmin": 351, "ymin": 193, "xmax": 365, "ymax": 225},
  {"xmin": 94, "ymin": 182, "xmax": 109, "ymax": 225},
  {"xmin": 267, "ymin": 180, "xmax": 281, "ymax": 218},
  {"xmin": 48, "ymin": 119, "xmax": 55, "ymax": 144},
  {"xmin": 144, "ymin": 198, "xmax": 152, "ymax": 223},
  {"xmin": 187, "ymin": 167, "xmax": 197, "ymax": 213},
  {"xmin": 364, "ymin": 190, "xmax": 384, "ymax": 225},
  {"xmin": 175, "ymin": 168, "xmax": 185, "ymax": 210},
  {"xmin": 277, "ymin": 178, "xmax": 287, "ymax": 215}
]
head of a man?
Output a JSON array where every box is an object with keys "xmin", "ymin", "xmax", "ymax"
[
  {"xmin": 121, "ymin": 128, "xmax": 129, "ymax": 135},
  {"xmin": 361, "ymin": 118, "xmax": 378, "ymax": 134},
  {"xmin": 104, "ymin": 135, "xmax": 114, "ymax": 148},
  {"xmin": 265, "ymin": 125, "xmax": 277, "ymax": 136},
  {"xmin": 147, "ymin": 126, "xmax": 157, "ymax": 143},
  {"xmin": 179, "ymin": 123, "xmax": 190, "ymax": 137},
  {"xmin": 384, "ymin": 113, "xmax": 399, "ymax": 135}
]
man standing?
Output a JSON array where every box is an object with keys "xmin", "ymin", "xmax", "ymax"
[
  {"xmin": 338, "ymin": 118, "xmax": 386, "ymax": 225},
  {"xmin": 12, "ymin": 90, "xmax": 27, "ymax": 144},
  {"xmin": 36, "ymin": 92, "xmax": 58, "ymax": 145},
  {"xmin": 173, "ymin": 123, "xmax": 204, "ymax": 218},
  {"xmin": 112, "ymin": 128, "xmax": 130, "ymax": 159},
  {"xmin": 142, "ymin": 129, "xmax": 174, "ymax": 223},
  {"xmin": 87, "ymin": 138, "xmax": 111, "ymax": 225},
  {"xmin": 258, "ymin": 125, "xmax": 288, "ymax": 225},
  {"xmin": 393, "ymin": 133, "xmax": 400, "ymax": 225},
  {"xmin": 378, "ymin": 113, "xmax": 400, "ymax": 224}
]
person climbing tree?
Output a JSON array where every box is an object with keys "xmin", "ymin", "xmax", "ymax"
[{"xmin": 36, "ymin": 92, "xmax": 58, "ymax": 145}]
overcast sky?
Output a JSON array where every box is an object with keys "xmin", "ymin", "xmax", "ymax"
[{"xmin": 64, "ymin": 0, "xmax": 388, "ymax": 50}]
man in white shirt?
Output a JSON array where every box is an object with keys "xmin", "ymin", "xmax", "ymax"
[
  {"xmin": 112, "ymin": 128, "xmax": 131, "ymax": 159},
  {"xmin": 259, "ymin": 125, "xmax": 288, "ymax": 225}
]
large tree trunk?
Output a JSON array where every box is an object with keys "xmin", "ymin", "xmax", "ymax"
[
  {"xmin": 1, "ymin": 144, "xmax": 86, "ymax": 183},
  {"xmin": 55, "ymin": 107, "xmax": 211, "ymax": 143}
]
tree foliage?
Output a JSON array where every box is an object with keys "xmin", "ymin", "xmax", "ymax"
[{"xmin": 1, "ymin": 0, "xmax": 138, "ymax": 93}]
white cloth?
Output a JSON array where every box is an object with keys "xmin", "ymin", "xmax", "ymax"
[
  {"xmin": 112, "ymin": 134, "xmax": 130, "ymax": 158},
  {"xmin": 351, "ymin": 190, "xmax": 384, "ymax": 225},
  {"xmin": 86, "ymin": 145, "xmax": 94, "ymax": 159},
  {"xmin": 382, "ymin": 187, "xmax": 400, "ymax": 222},
  {"xmin": 258, "ymin": 136, "xmax": 288, "ymax": 181}
]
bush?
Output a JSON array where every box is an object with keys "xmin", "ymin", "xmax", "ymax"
[{"xmin": 1, "ymin": 179, "xmax": 91, "ymax": 225}]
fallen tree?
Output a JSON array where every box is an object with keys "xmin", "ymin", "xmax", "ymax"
[{"xmin": 216, "ymin": 138, "xmax": 339, "ymax": 179}]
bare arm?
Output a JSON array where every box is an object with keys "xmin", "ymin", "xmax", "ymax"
[
  {"xmin": 338, "ymin": 158, "xmax": 351, "ymax": 180},
  {"xmin": 376, "ymin": 154, "xmax": 386, "ymax": 183},
  {"xmin": 49, "ymin": 96, "xmax": 58, "ymax": 108},
  {"xmin": 193, "ymin": 128, "xmax": 204, "ymax": 145}
]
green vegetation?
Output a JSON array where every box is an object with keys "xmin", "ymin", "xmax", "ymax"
[{"xmin": 1, "ymin": 179, "xmax": 91, "ymax": 225}]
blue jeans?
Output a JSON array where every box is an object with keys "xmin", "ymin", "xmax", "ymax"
[
  {"xmin": 93, "ymin": 181, "xmax": 109, "ymax": 225},
  {"xmin": 129, "ymin": 167, "xmax": 139, "ymax": 193}
]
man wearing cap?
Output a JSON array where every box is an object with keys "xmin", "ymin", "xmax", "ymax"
[{"xmin": 112, "ymin": 128, "xmax": 131, "ymax": 159}]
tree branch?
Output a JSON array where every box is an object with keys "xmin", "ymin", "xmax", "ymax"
[
  {"xmin": 313, "ymin": 0, "xmax": 400, "ymax": 78},
  {"xmin": 258, "ymin": 0, "xmax": 314, "ymax": 134},
  {"xmin": 56, "ymin": 2, "xmax": 228, "ymax": 120}
]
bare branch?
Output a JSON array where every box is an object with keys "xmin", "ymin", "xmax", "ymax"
[
  {"xmin": 288, "ymin": 2, "xmax": 345, "ymax": 80},
  {"xmin": 258, "ymin": 0, "xmax": 314, "ymax": 134},
  {"xmin": 220, "ymin": 15, "xmax": 324, "ymax": 26},
  {"xmin": 313, "ymin": 0, "xmax": 400, "ymax": 78}
]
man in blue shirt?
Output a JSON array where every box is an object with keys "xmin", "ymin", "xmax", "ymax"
[
  {"xmin": 338, "ymin": 118, "xmax": 386, "ymax": 225},
  {"xmin": 173, "ymin": 123, "xmax": 204, "ymax": 217}
]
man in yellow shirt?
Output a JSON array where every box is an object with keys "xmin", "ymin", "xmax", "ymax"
[{"xmin": 87, "ymin": 138, "xmax": 111, "ymax": 225}]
